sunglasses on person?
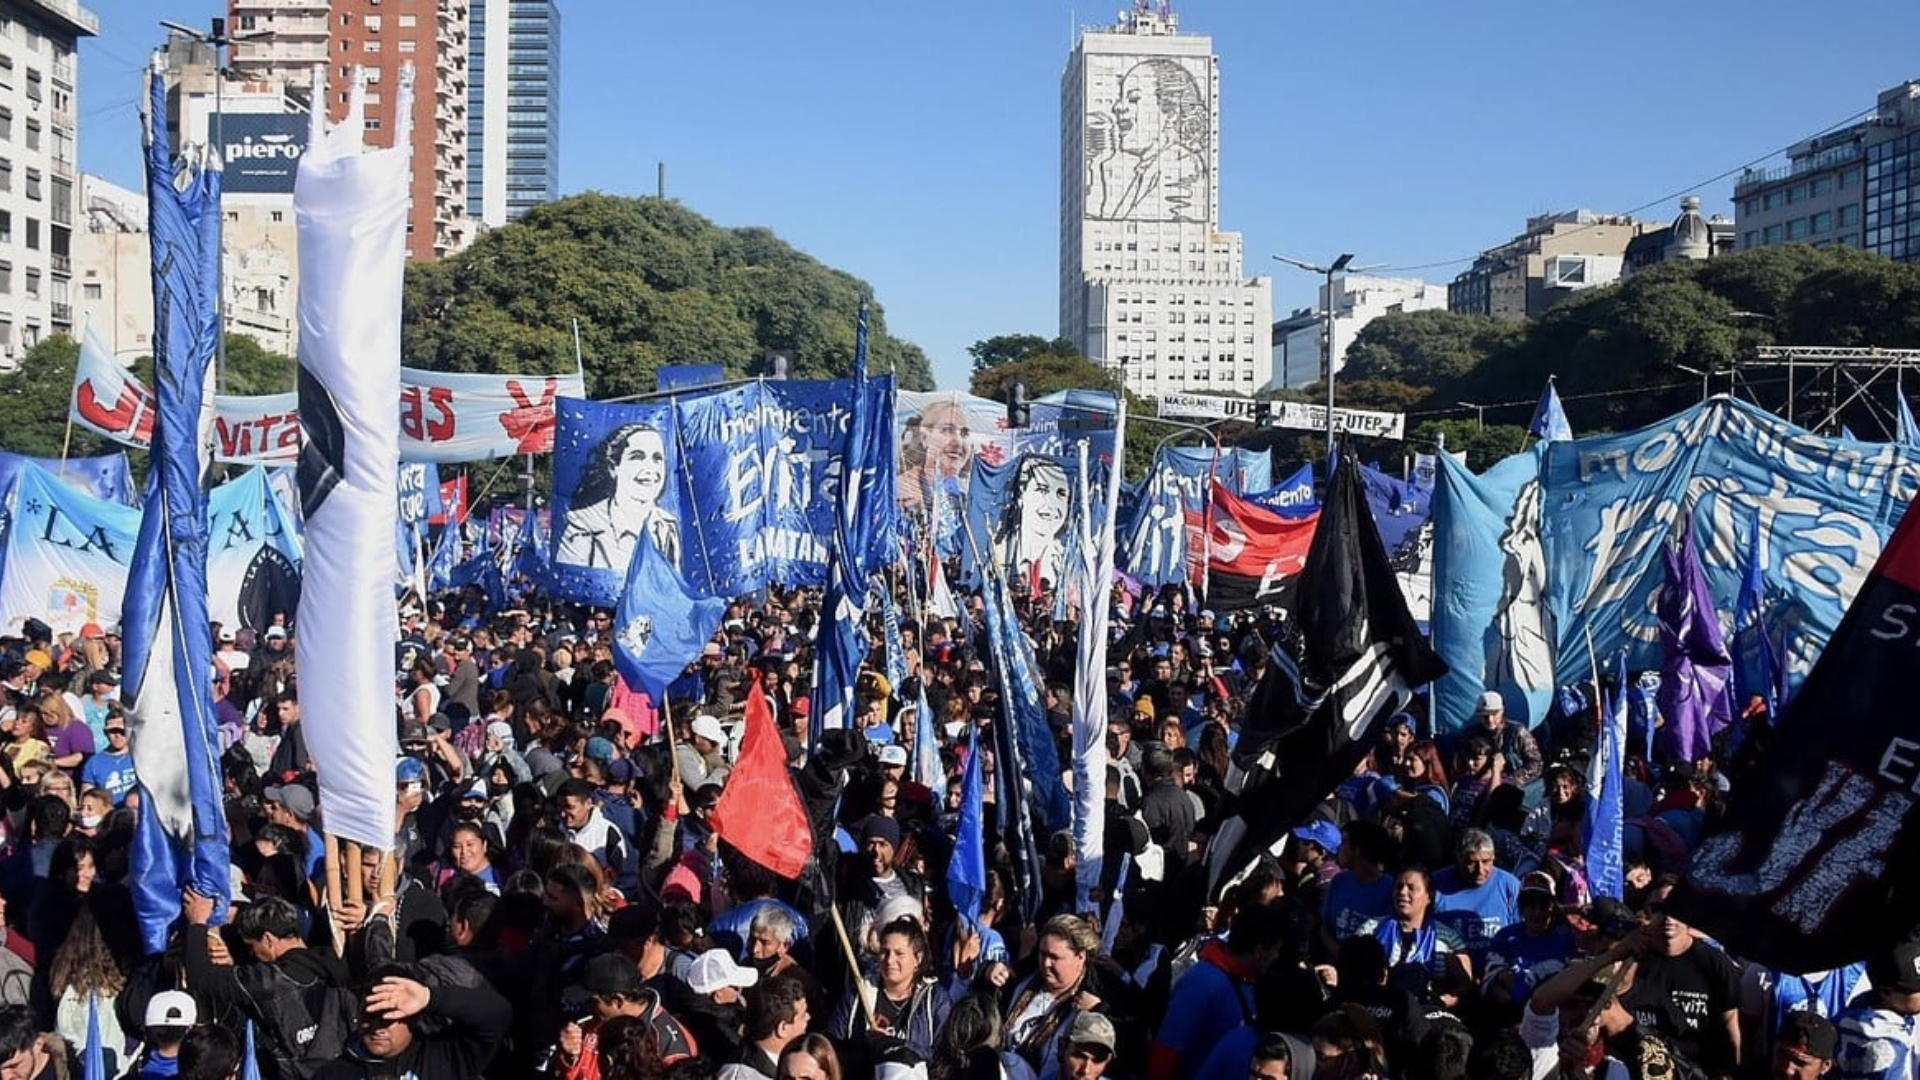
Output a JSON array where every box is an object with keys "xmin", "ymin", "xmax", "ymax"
[{"xmin": 105, "ymin": 728, "xmax": 128, "ymax": 738}]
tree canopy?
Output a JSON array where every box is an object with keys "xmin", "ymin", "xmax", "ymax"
[{"xmin": 403, "ymin": 193, "xmax": 935, "ymax": 396}]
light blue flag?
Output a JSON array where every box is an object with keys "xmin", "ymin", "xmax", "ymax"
[
  {"xmin": 1841, "ymin": 424, "xmax": 1858, "ymax": 441},
  {"xmin": 1528, "ymin": 377, "xmax": 1573, "ymax": 442},
  {"xmin": 911, "ymin": 681, "xmax": 947, "ymax": 807},
  {"xmin": 1732, "ymin": 516, "xmax": 1777, "ymax": 723},
  {"xmin": 241, "ymin": 1021, "xmax": 263, "ymax": 1080},
  {"xmin": 612, "ymin": 526, "xmax": 727, "ymax": 702},
  {"xmin": 881, "ymin": 582, "xmax": 909, "ymax": 692},
  {"xmin": 1900, "ymin": 385, "xmax": 1920, "ymax": 448},
  {"xmin": 948, "ymin": 723, "xmax": 987, "ymax": 930},
  {"xmin": 126, "ymin": 67, "xmax": 229, "ymax": 955},
  {"xmin": 83, "ymin": 993, "xmax": 104, "ymax": 1080},
  {"xmin": 1584, "ymin": 653, "xmax": 1627, "ymax": 901}
]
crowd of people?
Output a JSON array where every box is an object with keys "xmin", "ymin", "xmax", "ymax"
[{"xmin": 0, "ymin": 573, "xmax": 1908, "ymax": 1080}]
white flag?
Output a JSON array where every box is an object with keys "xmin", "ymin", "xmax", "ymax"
[{"xmin": 293, "ymin": 68, "xmax": 409, "ymax": 852}]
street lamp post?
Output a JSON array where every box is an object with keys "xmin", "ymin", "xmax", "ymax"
[
  {"xmin": 1458, "ymin": 400, "xmax": 1486, "ymax": 429},
  {"xmin": 1273, "ymin": 253, "xmax": 1356, "ymax": 453}
]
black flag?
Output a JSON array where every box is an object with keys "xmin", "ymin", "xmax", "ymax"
[
  {"xmin": 1212, "ymin": 455, "xmax": 1448, "ymax": 891},
  {"xmin": 1668, "ymin": 498, "xmax": 1920, "ymax": 973}
]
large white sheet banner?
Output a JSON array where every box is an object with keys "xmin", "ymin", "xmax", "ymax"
[{"xmin": 293, "ymin": 71, "xmax": 406, "ymax": 853}]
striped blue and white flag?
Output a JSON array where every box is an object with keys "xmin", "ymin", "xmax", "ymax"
[{"xmin": 126, "ymin": 64, "xmax": 230, "ymax": 955}]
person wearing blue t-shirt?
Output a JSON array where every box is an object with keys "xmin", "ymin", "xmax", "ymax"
[
  {"xmin": 1320, "ymin": 821, "xmax": 1397, "ymax": 955},
  {"xmin": 79, "ymin": 719, "xmax": 139, "ymax": 804},
  {"xmin": 1483, "ymin": 873, "xmax": 1577, "ymax": 1007},
  {"xmin": 1432, "ymin": 828, "xmax": 1521, "ymax": 964}
]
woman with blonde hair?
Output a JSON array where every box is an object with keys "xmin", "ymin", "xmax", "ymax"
[{"xmin": 1002, "ymin": 914, "xmax": 1106, "ymax": 1072}]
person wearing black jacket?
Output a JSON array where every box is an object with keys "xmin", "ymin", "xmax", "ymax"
[
  {"xmin": 312, "ymin": 967, "xmax": 510, "ymax": 1080},
  {"xmin": 181, "ymin": 893, "xmax": 352, "ymax": 1080}
]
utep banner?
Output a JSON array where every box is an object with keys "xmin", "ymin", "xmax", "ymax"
[
  {"xmin": 0, "ymin": 450, "xmax": 133, "ymax": 505},
  {"xmin": 70, "ymin": 341, "xmax": 584, "ymax": 464},
  {"xmin": 0, "ymin": 464, "xmax": 300, "ymax": 636},
  {"xmin": 1432, "ymin": 398, "xmax": 1920, "ymax": 733},
  {"xmin": 549, "ymin": 377, "xmax": 895, "ymax": 604},
  {"xmin": 1671, "ymin": 495, "xmax": 1920, "ymax": 973}
]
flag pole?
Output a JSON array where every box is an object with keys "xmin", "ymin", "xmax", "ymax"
[{"xmin": 829, "ymin": 905, "xmax": 879, "ymax": 1031}]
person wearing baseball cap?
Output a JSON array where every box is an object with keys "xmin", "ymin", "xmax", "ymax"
[
  {"xmin": 1475, "ymin": 689, "xmax": 1543, "ymax": 786},
  {"xmin": 134, "ymin": 990, "xmax": 197, "ymax": 1076},
  {"xmin": 548, "ymin": 953, "xmax": 699, "ymax": 1078},
  {"xmin": 683, "ymin": 948, "xmax": 759, "ymax": 1060},
  {"xmin": 1773, "ymin": 1011, "xmax": 1836, "ymax": 1079},
  {"xmin": 1484, "ymin": 872, "xmax": 1577, "ymax": 1008},
  {"xmin": 1062, "ymin": 1011, "xmax": 1118, "ymax": 1078},
  {"xmin": 1836, "ymin": 938, "xmax": 1920, "ymax": 1080}
]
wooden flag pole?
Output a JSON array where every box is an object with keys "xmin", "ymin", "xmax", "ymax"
[
  {"xmin": 323, "ymin": 833, "xmax": 343, "ymax": 913},
  {"xmin": 345, "ymin": 841, "xmax": 364, "ymax": 909},
  {"xmin": 829, "ymin": 905, "xmax": 879, "ymax": 1032}
]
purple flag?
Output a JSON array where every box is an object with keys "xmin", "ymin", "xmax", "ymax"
[{"xmin": 1656, "ymin": 520, "xmax": 1732, "ymax": 762}]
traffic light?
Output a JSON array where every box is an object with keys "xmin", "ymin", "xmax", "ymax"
[
  {"xmin": 1253, "ymin": 400, "xmax": 1276, "ymax": 429},
  {"xmin": 1007, "ymin": 380, "xmax": 1031, "ymax": 428}
]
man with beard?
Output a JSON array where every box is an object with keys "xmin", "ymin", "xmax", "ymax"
[{"xmin": 839, "ymin": 815, "xmax": 922, "ymax": 946}]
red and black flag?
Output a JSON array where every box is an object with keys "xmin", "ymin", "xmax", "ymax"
[{"xmin": 1205, "ymin": 480, "xmax": 1318, "ymax": 611}]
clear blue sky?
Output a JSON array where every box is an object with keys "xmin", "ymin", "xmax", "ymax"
[{"xmin": 76, "ymin": 0, "xmax": 1920, "ymax": 390}]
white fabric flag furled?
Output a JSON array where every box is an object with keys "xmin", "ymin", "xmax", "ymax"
[
  {"xmin": 294, "ymin": 68, "xmax": 408, "ymax": 852},
  {"xmin": 1071, "ymin": 399, "xmax": 1125, "ymax": 910}
]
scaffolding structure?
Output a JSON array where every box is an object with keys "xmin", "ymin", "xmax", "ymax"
[{"xmin": 1729, "ymin": 346, "xmax": 1920, "ymax": 438}]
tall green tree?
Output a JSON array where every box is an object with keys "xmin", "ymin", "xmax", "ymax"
[{"xmin": 404, "ymin": 193, "xmax": 936, "ymax": 394}]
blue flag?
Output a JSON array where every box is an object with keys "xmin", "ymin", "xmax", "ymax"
[
  {"xmin": 612, "ymin": 527, "xmax": 727, "ymax": 702},
  {"xmin": 1901, "ymin": 384, "xmax": 1920, "ymax": 448},
  {"xmin": 1529, "ymin": 377, "xmax": 1572, "ymax": 442},
  {"xmin": 1841, "ymin": 424, "xmax": 1858, "ymax": 441},
  {"xmin": 812, "ymin": 301, "xmax": 886, "ymax": 738},
  {"xmin": 911, "ymin": 681, "xmax": 948, "ymax": 808},
  {"xmin": 948, "ymin": 724, "xmax": 987, "ymax": 930},
  {"xmin": 242, "ymin": 1021, "xmax": 263, "ymax": 1080},
  {"xmin": 425, "ymin": 522, "xmax": 461, "ymax": 593},
  {"xmin": 1732, "ymin": 516, "xmax": 1778, "ymax": 723},
  {"xmin": 126, "ymin": 68, "xmax": 230, "ymax": 955},
  {"xmin": 83, "ymin": 994, "xmax": 104, "ymax": 1080},
  {"xmin": 1585, "ymin": 653, "xmax": 1627, "ymax": 901},
  {"xmin": 980, "ymin": 571, "xmax": 1069, "ymax": 833},
  {"xmin": 881, "ymin": 581, "xmax": 909, "ymax": 692}
]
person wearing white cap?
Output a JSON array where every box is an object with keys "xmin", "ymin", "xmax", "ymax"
[
  {"xmin": 676, "ymin": 713, "xmax": 730, "ymax": 788},
  {"xmin": 1474, "ymin": 690, "xmax": 1542, "ymax": 787},
  {"xmin": 682, "ymin": 948, "xmax": 759, "ymax": 1062},
  {"xmin": 133, "ymin": 990, "xmax": 197, "ymax": 1077}
]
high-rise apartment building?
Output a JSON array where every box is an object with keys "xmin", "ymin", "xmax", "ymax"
[
  {"xmin": 469, "ymin": 0, "xmax": 558, "ymax": 228},
  {"xmin": 230, "ymin": 0, "xmax": 473, "ymax": 261},
  {"xmin": 0, "ymin": 0, "xmax": 98, "ymax": 368},
  {"xmin": 1059, "ymin": 3, "xmax": 1271, "ymax": 398},
  {"xmin": 1270, "ymin": 275, "xmax": 1446, "ymax": 389},
  {"xmin": 1734, "ymin": 79, "xmax": 1920, "ymax": 262}
]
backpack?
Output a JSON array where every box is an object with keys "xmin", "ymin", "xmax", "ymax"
[
  {"xmin": 0, "ymin": 946, "xmax": 28, "ymax": 1008},
  {"xmin": 235, "ymin": 960, "xmax": 357, "ymax": 1080}
]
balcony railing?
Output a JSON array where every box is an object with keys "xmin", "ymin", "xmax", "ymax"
[
  {"xmin": 49, "ymin": 254, "xmax": 70, "ymax": 275},
  {"xmin": 49, "ymin": 302, "xmax": 73, "ymax": 324}
]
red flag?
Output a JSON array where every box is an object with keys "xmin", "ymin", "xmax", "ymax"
[{"xmin": 710, "ymin": 672, "xmax": 814, "ymax": 879}]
